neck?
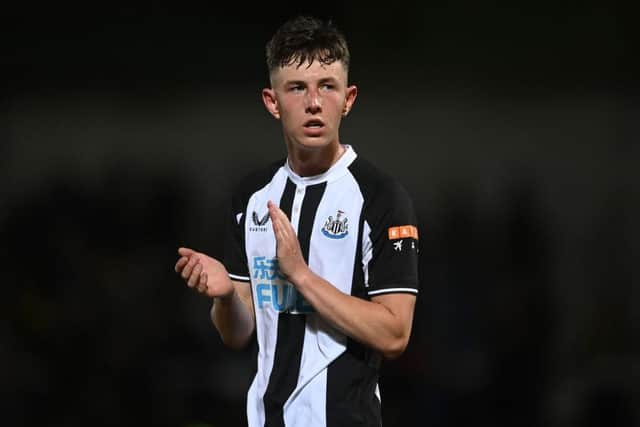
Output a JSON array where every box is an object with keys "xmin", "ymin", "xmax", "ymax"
[{"xmin": 287, "ymin": 143, "xmax": 346, "ymax": 177}]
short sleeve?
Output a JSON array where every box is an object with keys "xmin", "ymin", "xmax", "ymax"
[
  {"xmin": 363, "ymin": 180, "xmax": 419, "ymax": 297},
  {"xmin": 223, "ymin": 192, "xmax": 251, "ymax": 282}
]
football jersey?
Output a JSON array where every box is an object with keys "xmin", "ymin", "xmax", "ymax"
[{"xmin": 223, "ymin": 145, "xmax": 419, "ymax": 427}]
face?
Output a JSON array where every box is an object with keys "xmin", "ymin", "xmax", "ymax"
[{"xmin": 262, "ymin": 60, "xmax": 357, "ymax": 152}]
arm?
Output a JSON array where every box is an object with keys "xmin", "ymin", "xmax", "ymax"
[
  {"xmin": 210, "ymin": 280, "xmax": 255, "ymax": 349},
  {"xmin": 175, "ymin": 247, "xmax": 255, "ymax": 349},
  {"xmin": 268, "ymin": 201, "xmax": 416, "ymax": 359},
  {"xmin": 295, "ymin": 270, "xmax": 415, "ymax": 359}
]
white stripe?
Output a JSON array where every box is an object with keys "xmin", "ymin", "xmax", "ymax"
[
  {"xmin": 229, "ymin": 273, "xmax": 251, "ymax": 281},
  {"xmin": 245, "ymin": 167, "xmax": 289, "ymax": 426},
  {"xmin": 290, "ymin": 185, "xmax": 305, "ymax": 233},
  {"xmin": 362, "ymin": 220, "xmax": 372, "ymax": 287},
  {"xmin": 368, "ymin": 287, "xmax": 418, "ymax": 296}
]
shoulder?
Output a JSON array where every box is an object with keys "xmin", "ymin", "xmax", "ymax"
[
  {"xmin": 231, "ymin": 158, "xmax": 285, "ymax": 203},
  {"xmin": 348, "ymin": 155, "xmax": 414, "ymax": 207}
]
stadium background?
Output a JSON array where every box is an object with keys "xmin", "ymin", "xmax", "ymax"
[{"xmin": 2, "ymin": 3, "xmax": 637, "ymax": 426}]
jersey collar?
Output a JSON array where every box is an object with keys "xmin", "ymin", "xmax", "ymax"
[{"xmin": 284, "ymin": 145, "xmax": 357, "ymax": 187}]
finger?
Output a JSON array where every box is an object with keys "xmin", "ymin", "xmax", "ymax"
[
  {"xmin": 275, "ymin": 213, "xmax": 293, "ymax": 243},
  {"xmin": 201, "ymin": 272, "xmax": 208, "ymax": 289},
  {"xmin": 280, "ymin": 214, "xmax": 296, "ymax": 238},
  {"xmin": 268, "ymin": 200, "xmax": 286, "ymax": 220},
  {"xmin": 195, "ymin": 272, "xmax": 208, "ymax": 294},
  {"xmin": 276, "ymin": 219, "xmax": 289, "ymax": 243},
  {"xmin": 174, "ymin": 256, "xmax": 189, "ymax": 272},
  {"xmin": 187, "ymin": 263, "xmax": 202, "ymax": 288},
  {"xmin": 270, "ymin": 211, "xmax": 285, "ymax": 243},
  {"xmin": 181, "ymin": 255, "xmax": 199, "ymax": 280},
  {"xmin": 269, "ymin": 202, "xmax": 295, "ymax": 234},
  {"xmin": 268, "ymin": 202, "xmax": 286, "ymax": 234},
  {"xmin": 270, "ymin": 209, "xmax": 280, "ymax": 233},
  {"xmin": 268, "ymin": 204, "xmax": 279, "ymax": 231},
  {"xmin": 178, "ymin": 247, "xmax": 196, "ymax": 257},
  {"xmin": 197, "ymin": 277, "xmax": 208, "ymax": 293},
  {"xmin": 270, "ymin": 206, "xmax": 298, "ymax": 249}
]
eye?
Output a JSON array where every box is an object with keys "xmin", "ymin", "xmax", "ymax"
[
  {"xmin": 289, "ymin": 85, "xmax": 305, "ymax": 92},
  {"xmin": 320, "ymin": 83, "xmax": 335, "ymax": 91}
]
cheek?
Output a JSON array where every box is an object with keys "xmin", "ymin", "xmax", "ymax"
[
  {"xmin": 277, "ymin": 104, "xmax": 295, "ymax": 120},
  {"xmin": 281, "ymin": 99, "xmax": 303, "ymax": 116},
  {"xmin": 276, "ymin": 95, "xmax": 295, "ymax": 111},
  {"xmin": 281, "ymin": 108, "xmax": 301, "ymax": 123},
  {"xmin": 326, "ymin": 95, "xmax": 346, "ymax": 114}
]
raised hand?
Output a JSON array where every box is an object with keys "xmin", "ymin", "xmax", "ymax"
[
  {"xmin": 267, "ymin": 200, "xmax": 309, "ymax": 283},
  {"xmin": 174, "ymin": 247, "xmax": 234, "ymax": 299}
]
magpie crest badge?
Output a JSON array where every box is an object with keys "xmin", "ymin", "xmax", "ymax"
[{"xmin": 322, "ymin": 210, "xmax": 348, "ymax": 239}]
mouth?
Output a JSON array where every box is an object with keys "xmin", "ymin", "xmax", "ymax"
[{"xmin": 303, "ymin": 119, "xmax": 325, "ymax": 129}]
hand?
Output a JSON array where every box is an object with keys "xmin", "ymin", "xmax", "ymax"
[
  {"xmin": 268, "ymin": 200, "xmax": 309, "ymax": 284},
  {"xmin": 174, "ymin": 247, "xmax": 234, "ymax": 299}
]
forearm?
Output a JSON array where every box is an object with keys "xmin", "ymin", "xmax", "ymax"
[
  {"xmin": 211, "ymin": 283, "xmax": 254, "ymax": 349},
  {"xmin": 293, "ymin": 270, "xmax": 412, "ymax": 359},
  {"xmin": 267, "ymin": 200, "xmax": 415, "ymax": 358}
]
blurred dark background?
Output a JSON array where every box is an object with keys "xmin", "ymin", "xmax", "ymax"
[{"xmin": 2, "ymin": 3, "xmax": 637, "ymax": 427}]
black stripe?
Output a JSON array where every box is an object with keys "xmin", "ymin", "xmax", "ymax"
[
  {"xmin": 263, "ymin": 180, "xmax": 326, "ymax": 427},
  {"xmin": 279, "ymin": 178, "xmax": 296, "ymax": 220},
  {"xmin": 351, "ymin": 211, "xmax": 367, "ymax": 300},
  {"xmin": 297, "ymin": 182, "xmax": 327, "ymax": 261}
]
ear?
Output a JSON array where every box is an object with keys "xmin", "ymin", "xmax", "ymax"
[
  {"xmin": 342, "ymin": 85, "xmax": 358, "ymax": 116},
  {"xmin": 262, "ymin": 88, "xmax": 280, "ymax": 119}
]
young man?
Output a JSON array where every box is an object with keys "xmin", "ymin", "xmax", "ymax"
[{"xmin": 175, "ymin": 15, "xmax": 419, "ymax": 427}]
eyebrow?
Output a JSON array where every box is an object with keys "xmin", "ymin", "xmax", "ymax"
[
  {"xmin": 284, "ymin": 77, "xmax": 340, "ymax": 86},
  {"xmin": 318, "ymin": 77, "xmax": 340, "ymax": 85},
  {"xmin": 284, "ymin": 80, "xmax": 306, "ymax": 86}
]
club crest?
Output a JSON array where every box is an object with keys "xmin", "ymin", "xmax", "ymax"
[{"xmin": 322, "ymin": 210, "xmax": 348, "ymax": 239}]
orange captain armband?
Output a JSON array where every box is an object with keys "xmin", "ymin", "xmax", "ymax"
[{"xmin": 387, "ymin": 225, "xmax": 419, "ymax": 240}]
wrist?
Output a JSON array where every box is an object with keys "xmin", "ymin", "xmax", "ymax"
[
  {"xmin": 289, "ymin": 266, "xmax": 313, "ymax": 289},
  {"xmin": 215, "ymin": 280, "xmax": 236, "ymax": 304}
]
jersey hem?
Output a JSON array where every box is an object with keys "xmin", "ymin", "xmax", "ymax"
[{"xmin": 368, "ymin": 287, "xmax": 418, "ymax": 296}]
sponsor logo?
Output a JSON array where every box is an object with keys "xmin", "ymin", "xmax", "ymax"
[
  {"xmin": 388, "ymin": 225, "xmax": 418, "ymax": 240},
  {"xmin": 250, "ymin": 211, "xmax": 270, "ymax": 232},
  {"xmin": 252, "ymin": 256, "xmax": 313, "ymax": 314},
  {"xmin": 321, "ymin": 210, "xmax": 349, "ymax": 239}
]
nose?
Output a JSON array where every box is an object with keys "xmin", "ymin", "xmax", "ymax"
[{"xmin": 304, "ymin": 88, "xmax": 322, "ymax": 114}]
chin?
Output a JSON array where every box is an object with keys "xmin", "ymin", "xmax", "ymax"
[{"xmin": 294, "ymin": 137, "xmax": 333, "ymax": 151}]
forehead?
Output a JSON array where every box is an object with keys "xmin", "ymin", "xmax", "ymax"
[{"xmin": 270, "ymin": 60, "xmax": 348, "ymax": 86}]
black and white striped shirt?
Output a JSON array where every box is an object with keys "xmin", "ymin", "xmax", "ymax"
[{"xmin": 223, "ymin": 145, "xmax": 419, "ymax": 427}]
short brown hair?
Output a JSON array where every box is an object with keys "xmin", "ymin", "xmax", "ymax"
[{"xmin": 266, "ymin": 16, "xmax": 350, "ymax": 73}]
